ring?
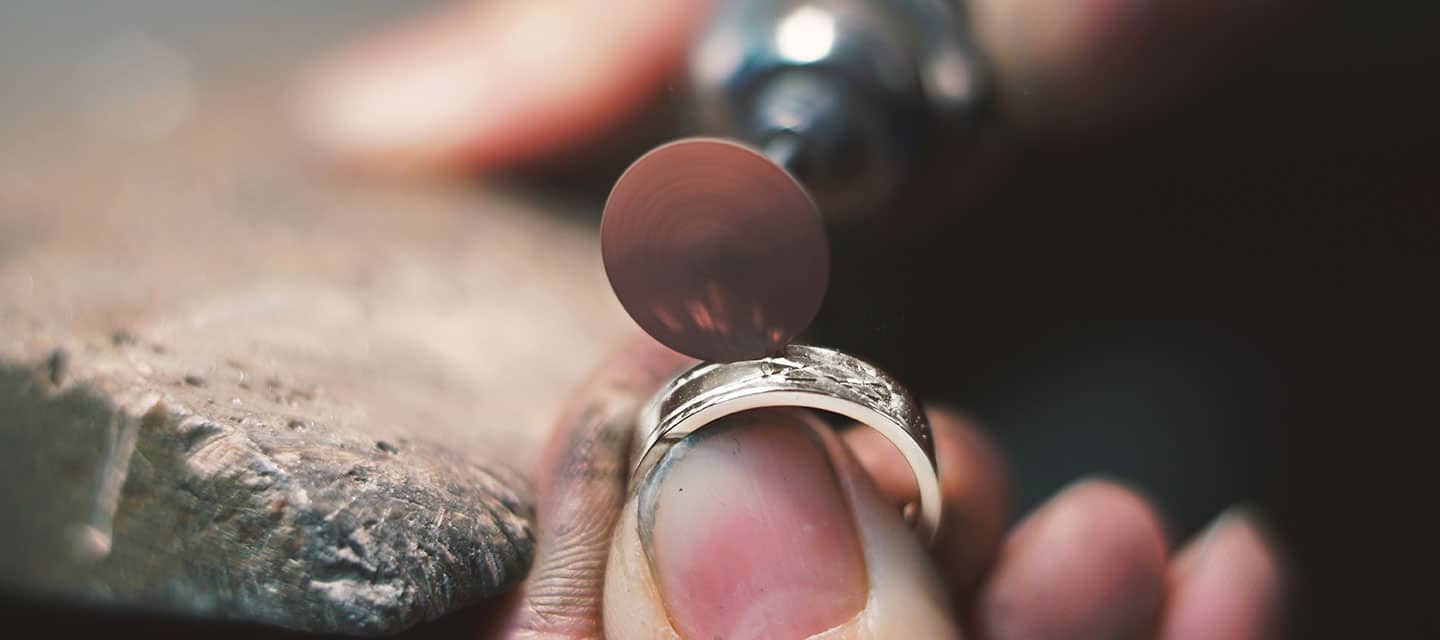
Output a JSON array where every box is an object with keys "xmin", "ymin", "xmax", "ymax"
[{"xmin": 631, "ymin": 344, "xmax": 941, "ymax": 542}]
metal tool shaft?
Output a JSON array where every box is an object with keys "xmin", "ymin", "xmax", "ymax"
[{"xmin": 688, "ymin": 0, "xmax": 987, "ymax": 221}]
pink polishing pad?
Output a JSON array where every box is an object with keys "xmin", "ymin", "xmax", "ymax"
[{"xmin": 602, "ymin": 138, "xmax": 829, "ymax": 362}]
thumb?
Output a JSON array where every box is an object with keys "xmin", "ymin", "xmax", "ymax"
[{"xmin": 605, "ymin": 409, "xmax": 961, "ymax": 639}]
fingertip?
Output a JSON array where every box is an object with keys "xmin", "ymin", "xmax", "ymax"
[
  {"xmin": 295, "ymin": 3, "xmax": 493, "ymax": 174},
  {"xmin": 1161, "ymin": 509, "xmax": 1286, "ymax": 640},
  {"xmin": 606, "ymin": 412, "xmax": 963, "ymax": 639},
  {"xmin": 921, "ymin": 411, "xmax": 1012, "ymax": 585},
  {"xmin": 844, "ymin": 408, "xmax": 1009, "ymax": 601},
  {"xmin": 298, "ymin": 0, "xmax": 714, "ymax": 175},
  {"xmin": 978, "ymin": 477, "xmax": 1168, "ymax": 640},
  {"xmin": 929, "ymin": 409, "xmax": 1010, "ymax": 524},
  {"xmin": 844, "ymin": 408, "xmax": 1006, "ymax": 512}
]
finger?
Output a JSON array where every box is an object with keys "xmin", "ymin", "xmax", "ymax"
[
  {"xmin": 844, "ymin": 409, "xmax": 1008, "ymax": 602},
  {"xmin": 492, "ymin": 336, "xmax": 691, "ymax": 638},
  {"xmin": 1159, "ymin": 509, "xmax": 1286, "ymax": 640},
  {"xmin": 967, "ymin": 0, "xmax": 1277, "ymax": 128},
  {"xmin": 605, "ymin": 409, "xmax": 962, "ymax": 639},
  {"xmin": 976, "ymin": 478, "xmax": 1169, "ymax": 640},
  {"xmin": 299, "ymin": 0, "xmax": 713, "ymax": 175}
]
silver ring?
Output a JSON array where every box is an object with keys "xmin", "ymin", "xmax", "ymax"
[{"xmin": 632, "ymin": 344, "xmax": 941, "ymax": 542}]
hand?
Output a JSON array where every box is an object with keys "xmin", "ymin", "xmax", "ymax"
[
  {"xmin": 486, "ymin": 339, "xmax": 1282, "ymax": 639},
  {"xmin": 300, "ymin": 3, "xmax": 1284, "ymax": 637},
  {"xmin": 298, "ymin": 0, "xmax": 1267, "ymax": 175}
]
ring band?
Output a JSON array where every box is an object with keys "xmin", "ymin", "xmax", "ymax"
[{"xmin": 631, "ymin": 344, "xmax": 941, "ymax": 542}]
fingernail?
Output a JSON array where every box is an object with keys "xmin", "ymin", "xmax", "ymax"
[
  {"xmin": 1172, "ymin": 505, "xmax": 1247, "ymax": 577},
  {"xmin": 640, "ymin": 410, "xmax": 867, "ymax": 640}
]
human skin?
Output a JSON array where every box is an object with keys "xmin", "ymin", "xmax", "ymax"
[
  {"xmin": 487, "ymin": 338, "xmax": 1283, "ymax": 639},
  {"xmin": 299, "ymin": 0, "xmax": 1276, "ymax": 174}
]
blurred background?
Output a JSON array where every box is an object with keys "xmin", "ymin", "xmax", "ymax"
[{"xmin": 2, "ymin": 0, "xmax": 1436, "ymax": 638}]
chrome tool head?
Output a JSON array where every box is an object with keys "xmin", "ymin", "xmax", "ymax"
[{"xmin": 688, "ymin": 0, "xmax": 988, "ymax": 222}]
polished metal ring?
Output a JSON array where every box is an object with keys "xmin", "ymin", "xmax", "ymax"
[{"xmin": 632, "ymin": 344, "xmax": 941, "ymax": 541}]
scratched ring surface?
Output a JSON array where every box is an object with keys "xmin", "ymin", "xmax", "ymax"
[{"xmin": 631, "ymin": 344, "xmax": 940, "ymax": 541}]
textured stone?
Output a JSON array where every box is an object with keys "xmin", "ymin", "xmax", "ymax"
[
  {"xmin": 0, "ymin": 83, "xmax": 631, "ymax": 633},
  {"xmin": 0, "ymin": 365, "xmax": 531, "ymax": 634}
]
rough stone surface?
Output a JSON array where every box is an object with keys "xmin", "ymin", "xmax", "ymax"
[
  {"xmin": 0, "ymin": 78, "xmax": 631, "ymax": 634},
  {"xmin": 0, "ymin": 366, "xmax": 532, "ymax": 635}
]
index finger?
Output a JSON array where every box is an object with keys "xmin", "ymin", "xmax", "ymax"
[
  {"xmin": 491, "ymin": 336, "xmax": 690, "ymax": 638},
  {"xmin": 300, "ymin": 0, "xmax": 713, "ymax": 174}
]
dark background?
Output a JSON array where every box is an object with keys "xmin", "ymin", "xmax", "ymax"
[{"xmin": 811, "ymin": 4, "xmax": 1436, "ymax": 638}]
